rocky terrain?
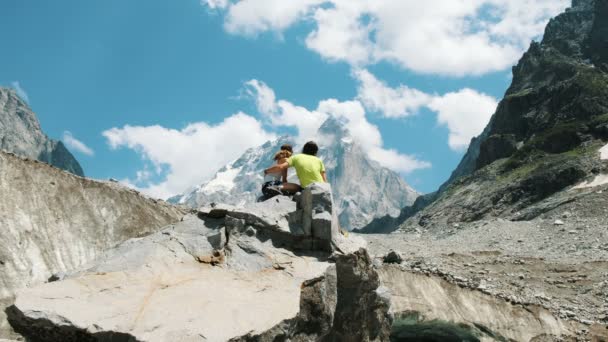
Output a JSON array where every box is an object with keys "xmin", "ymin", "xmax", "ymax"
[
  {"xmin": 2, "ymin": 1, "xmax": 608, "ymax": 341},
  {"xmin": 0, "ymin": 151, "xmax": 186, "ymax": 339},
  {"xmin": 5, "ymin": 180, "xmax": 596, "ymax": 341},
  {"xmin": 5, "ymin": 184, "xmax": 379, "ymax": 341},
  {"xmin": 360, "ymin": 0, "xmax": 608, "ymax": 234},
  {"xmin": 173, "ymin": 116, "xmax": 419, "ymax": 230},
  {"xmin": 363, "ymin": 183, "xmax": 608, "ymax": 340},
  {"xmin": 0, "ymin": 87, "xmax": 84, "ymax": 176}
]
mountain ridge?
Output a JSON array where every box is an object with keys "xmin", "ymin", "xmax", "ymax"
[
  {"xmin": 0, "ymin": 87, "xmax": 84, "ymax": 176},
  {"xmin": 172, "ymin": 116, "xmax": 419, "ymax": 230},
  {"xmin": 360, "ymin": 0, "xmax": 608, "ymax": 233}
]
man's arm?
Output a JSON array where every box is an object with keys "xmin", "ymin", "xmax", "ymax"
[
  {"xmin": 264, "ymin": 162, "xmax": 290, "ymax": 175},
  {"xmin": 321, "ymin": 171, "xmax": 327, "ymax": 182}
]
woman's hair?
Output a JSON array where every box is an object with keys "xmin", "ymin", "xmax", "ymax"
[
  {"xmin": 274, "ymin": 149, "xmax": 292, "ymax": 161},
  {"xmin": 302, "ymin": 141, "xmax": 319, "ymax": 156},
  {"xmin": 280, "ymin": 144, "xmax": 293, "ymax": 153}
]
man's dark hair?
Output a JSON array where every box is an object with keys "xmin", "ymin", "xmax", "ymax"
[
  {"xmin": 302, "ymin": 141, "xmax": 319, "ymax": 156},
  {"xmin": 281, "ymin": 144, "xmax": 293, "ymax": 153}
]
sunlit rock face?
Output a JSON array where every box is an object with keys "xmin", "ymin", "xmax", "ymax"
[
  {"xmin": 6, "ymin": 185, "xmax": 378, "ymax": 342},
  {"xmin": 0, "ymin": 151, "xmax": 186, "ymax": 339},
  {"xmin": 0, "ymin": 87, "xmax": 84, "ymax": 176},
  {"xmin": 173, "ymin": 117, "xmax": 419, "ymax": 230}
]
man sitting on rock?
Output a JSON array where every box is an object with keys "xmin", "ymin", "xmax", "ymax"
[{"xmin": 264, "ymin": 141, "xmax": 327, "ymax": 194}]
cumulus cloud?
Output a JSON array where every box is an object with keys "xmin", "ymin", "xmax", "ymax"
[
  {"xmin": 353, "ymin": 69, "xmax": 432, "ymax": 118},
  {"xmin": 429, "ymin": 88, "xmax": 498, "ymax": 150},
  {"xmin": 11, "ymin": 81, "xmax": 29, "ymax": 103},
  {"xmin": 102, "ymin": 113, "xmax": 275, "ymax": 199},
  {"xmin": 354, "ymin": 69, "xmax": 498, "ymax": 151},
  {"xmin": 218, "ymin": 0, "xmax": 325, "ymax": 36},
  {"xmin": 203, "ymin": 0, "xmax": 229, "ymax": 9},
  {"xmin": 62, "ymin": 131, "xmax": 95, "ymax": 156},
  {"xmin": 205, "ymin": 0, "xmax": 569, "ymax": 76},
  {"xmin": 245, "ymin": 79, "xmax": 431, "ymax": 173},
  {"xmin": 245, "ymin": 79, "xmax": 328, "ymax": 143}
]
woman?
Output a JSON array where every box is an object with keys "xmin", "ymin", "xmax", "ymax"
[{"xmin": 261, "ymin": 148, "xmax": 292, "ymax": 199}]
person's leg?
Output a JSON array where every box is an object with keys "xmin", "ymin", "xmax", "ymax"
[{"xmin": 281, "ymin": 182, "xmax": 302, "ymax": 194}]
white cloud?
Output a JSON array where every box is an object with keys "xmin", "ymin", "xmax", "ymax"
[
  {"xmin": 368, "ymin": 147, "xmax": 432, "ymax": 174},
  {"xmin": 354, "ymin": 69, "xmax": 498, "ymax": 151},
  {"xmin": 206, "ymin": 0, "xmax": 569, "ymax": 76},
  {"xmin": 62, "ymin": 131, "xmax": 95, "ymax": 156},
  {"xmin": 353, "ymin": 69, "xmax": 432, "ymax": 118},
  {"xmin": 245, "ymin": 79, "xmax": 328, "ymax": 144},
  {"xmin": 11, "ymin": 81, "xmax": 29, "ymax": 103},
  {"xmin": 222, "ymin": 0, "xmax": 325, "ymax": 36},
  {"xmin": 429, "ymin": 88, "xmax": 498, "ymax": 150},
  {"xmin": 102, "ymin": 112, "xmax": 275, "ymax": 199},
  {"xmin": 202, "ymin": 0, "xmax": 229, "ymax": 10},
  {"xmin": 246, "ymin": 79, "xmax": 431, "ymax": 173}
]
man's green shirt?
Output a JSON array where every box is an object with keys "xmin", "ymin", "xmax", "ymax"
[{"xmin": 287, "ymin": 154, "xmax": 325, "ymax": 188}]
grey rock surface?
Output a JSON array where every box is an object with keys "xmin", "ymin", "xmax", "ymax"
[
  {"xmin": 0, "ymin": 87, "xmax": 84, "ymax": 176},
  {"xmin": 362, "ymin": 185, "xmax": 608, "ymax": 340},
  {"xmin": 6, "ymin": 184, "xmax": 371, "ymax": 342},
  {"xmin": 173, "ymin": 116, "xmax": 419, "ymax": 230},
  {"xmin": 230, "ymin": 249, "xmax": 392, "ymax": 342},
  {"xmin": 0, "ymin": 151, "xmax": 186, "ymax": 339}
]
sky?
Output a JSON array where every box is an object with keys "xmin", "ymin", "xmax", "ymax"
[{"xmin": 0, "ymin": 0, "xmax": 570, "ymax": 198}]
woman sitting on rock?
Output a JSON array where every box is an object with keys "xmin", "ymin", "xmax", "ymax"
[{"xmin": 261, "ymin": 148, "xmax": 292, "ymax": 199}]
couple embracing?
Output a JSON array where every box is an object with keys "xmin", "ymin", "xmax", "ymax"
[{"xmin": 262, "ymin": 141, "xmax": 327, "ymax": 199}]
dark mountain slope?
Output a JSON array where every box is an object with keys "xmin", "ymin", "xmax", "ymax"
[{"xmin": 360, "ymin": 0, "xmax": 608, "ymax": 232}]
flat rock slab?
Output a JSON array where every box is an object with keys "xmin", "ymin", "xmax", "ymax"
[
  {"xmin": 8, "ymin": 214, "xmax": 331, "ymax": 342},
  {"xmin": 11, "ymin": 256, "xmax": 329, "ymax": 342}
]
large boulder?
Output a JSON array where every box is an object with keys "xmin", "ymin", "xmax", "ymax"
[
  {"xmin": 230, "ymin": 249, "xmax": 392, "ymax": 342},
  {"xmin": 0, "ymin": 151, "xmax": 186, "ymax": 339},
  {"xmin": 7, "ymin": 214, "xmax": 332, "ymax": 342},
  {"xmin": 7, "ymin": 183, "xmax": 371, "ymax": 341}
]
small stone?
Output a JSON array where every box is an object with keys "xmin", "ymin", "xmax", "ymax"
[
  {"xmin": 48, "ymin": 272, "xmax": 67, "ymax": 283},
  {"xmin": 383, "ymin": 250, "xmax": 403, "ymax": 264},
  {"xmin": 560, "ymin": 310, "xmax": 576, "ymax": 318},
  {"xmin": 568, "ymin": 230, "xmax": 577, "ymax": 234},
  {"xmin": 554, "ymin": 219, "xmax": 565, "ymax": 225}
]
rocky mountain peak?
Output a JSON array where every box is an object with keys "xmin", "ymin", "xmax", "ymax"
[
  {"xmin": 173, "ymin": 116, "xmax": 419, "ymax": 230},
  {"xmin": 412, "ymin": 0, "xmax": 608, "ymax": 226},
  {"xmin": 361, "ymin": 0, "xmax": 608, "ymax": 232},
  {"xmin": 0, "ymin": 87, "xmax": 84, "ymax": 176},
  {"xmin": 317, "ymin": 115, "xmax": 350, "ymax": 137}
]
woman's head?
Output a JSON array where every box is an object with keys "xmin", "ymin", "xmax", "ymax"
[
  {"xmin": 281, "ymin": 144, "xmax": 293, "ymax": 153},
  {"xmin": 302, "ymin": 141, "xmax": 319, "ymax": 156},
  {"xmin": 274, "ymin": 149, "xmax": 292, "ymax": 161}
]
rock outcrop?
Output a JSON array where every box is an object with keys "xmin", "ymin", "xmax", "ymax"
[
  {"xmin": 380, "ymin": 266, "xmax": 581, "ymax": 341},
  {"xmin": 0, "ymin": 151, "xmax": 186, "ymax": 339},
  {"xmin": 173, "ymin": 116, "xmax": 419, "ymax": 230},
  {"xmin": 363, "ymin": 0, "xmax": 608, "ymax": 232},
  {"xmin": 0, "ymin": 87, "xmax": 84, "ymax": 176},
  {"xmin": 6, "ymin": 183, "xmax": 379, "ymax": 342}
]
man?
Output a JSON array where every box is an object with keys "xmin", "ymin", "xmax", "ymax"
[{"xmin": 264, "ymin": 141, "xmax": 327, "ymax": 193}]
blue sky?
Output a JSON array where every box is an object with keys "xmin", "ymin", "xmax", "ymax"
[{"xmin": 0, "ymin": 0, "xmax": 569, "ymax": 197}]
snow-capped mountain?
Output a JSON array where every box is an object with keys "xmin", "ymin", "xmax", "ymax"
[{"xmin": 172, "ymin": 117, "xmax": 419, "ymax": 229}]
